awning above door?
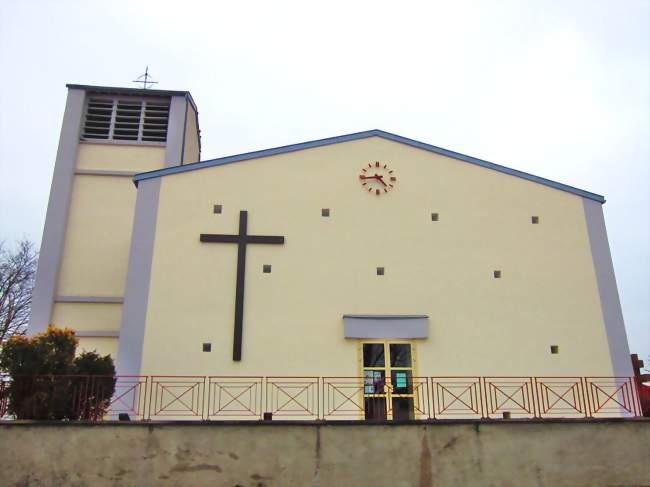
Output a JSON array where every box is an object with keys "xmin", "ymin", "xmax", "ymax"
[{"xmin": 343, "ymin": 315, "xmax": 429, "ymax": 339}]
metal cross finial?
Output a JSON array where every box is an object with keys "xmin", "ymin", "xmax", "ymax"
[{"xmin": 132, "ymin": 66, "xmax": 158, "ymax": 89}]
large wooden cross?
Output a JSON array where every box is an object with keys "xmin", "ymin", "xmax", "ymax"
[{"xmin": 200, "ymin": 210, "xmax": 285, "ymax": 361}]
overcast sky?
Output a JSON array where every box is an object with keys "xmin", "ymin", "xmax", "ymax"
[{"xmin": 0, "ymin": 0, "xmax": 648, "ymax": 362}]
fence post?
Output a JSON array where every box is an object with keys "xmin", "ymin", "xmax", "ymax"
[
  {"xmin": 529, "ymin": 377, "xmax": 539, "ymax": 418},
  {"xmin": 201, "ymin": 376, "xmax": 207, "ymax": 420}
]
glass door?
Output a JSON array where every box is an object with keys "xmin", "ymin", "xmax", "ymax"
[{"xmin": 362, "ymin": 341, "xmax": 415, "ymax": 421}]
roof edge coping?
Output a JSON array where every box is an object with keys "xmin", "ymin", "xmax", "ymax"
[{"xmin": 131, "ymin": 129, "xmax": 606, "ymax": 203}]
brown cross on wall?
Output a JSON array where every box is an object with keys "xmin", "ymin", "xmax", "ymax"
[{"xmin": 200, "ymin": 210, "xmax": 285, "ymax": 361}]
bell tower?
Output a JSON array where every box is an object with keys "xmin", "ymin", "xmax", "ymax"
[{"xmin": 29, "ymin": 84, "xmax": 200, "ymax": 357}]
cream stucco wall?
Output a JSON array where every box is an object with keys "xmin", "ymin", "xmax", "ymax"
[
  {"xmin": 51, "ymin": 302, "xmax": 122, "ymax": 332},
  {"xmin": 138, "ymin": 137, "xmax": 614, "ymax": 378},
  {"xmin": 51, "ymin": 142, "xmax": 167, "ymax": 358},
  {"xmin": 183, "ymin": 103, "xmax": 199, "ymax": 163},
  {"xmin": 76, "ymin": 143, "xmax": 166, "ymax": 172},
  {"xmin": 77, "ymin": 337, "xmax": 118, "ymax": 357},
  {"xmin": 56, "ymin": 175, "xmax": 137, "ymax": 297}
]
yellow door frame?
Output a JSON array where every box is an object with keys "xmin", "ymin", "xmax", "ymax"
[{"xmin": 356, "ymin": 339, "xmax": 420, "ymax": 420}]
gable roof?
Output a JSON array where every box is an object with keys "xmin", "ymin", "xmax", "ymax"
[{"xmin": 133, "ymin": 129, "xmax": 605, "ymax": 203}]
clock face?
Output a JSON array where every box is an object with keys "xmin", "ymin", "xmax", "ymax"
[{"xmin": 359, "ymin": 161, "xmax": 397, "ymax": 195}]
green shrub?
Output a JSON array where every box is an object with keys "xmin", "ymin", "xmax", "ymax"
[{"xmin": 0, "ymin": 325, "xmax": 116, "ymax": 420}]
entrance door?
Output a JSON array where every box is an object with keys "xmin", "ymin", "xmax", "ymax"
[{"xmin": 362, "ymin": 341, "xmax": 415, "ymax": 421}]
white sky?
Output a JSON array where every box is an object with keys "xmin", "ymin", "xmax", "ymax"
[{"xmin": 0, "ymin": 0, "xmax": 648, "ymax": 363}]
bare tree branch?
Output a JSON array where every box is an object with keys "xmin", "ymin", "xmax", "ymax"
[{"xmin": 0, "ymin": 239, "xmax": 38, "ymax": 342}]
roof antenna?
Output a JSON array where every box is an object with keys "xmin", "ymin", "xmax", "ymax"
[{"xmin": 132, "ymin": 66, "xmax": 158, "ymax": 89}]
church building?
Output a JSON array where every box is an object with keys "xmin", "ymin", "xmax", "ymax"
[{"xmin": 28, "ymin": 84, "xmax": 636, "ymax": 420}]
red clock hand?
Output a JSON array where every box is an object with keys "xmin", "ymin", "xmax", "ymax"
[{"xmin": 376, "ymin": 175, "xmax": 388, "ymax": 186}]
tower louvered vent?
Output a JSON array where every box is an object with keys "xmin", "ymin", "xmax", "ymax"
[{"xmin": 82, "ymin": 97, "xmax": 170, "ymax": 143}]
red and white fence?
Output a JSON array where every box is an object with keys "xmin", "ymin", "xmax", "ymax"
[{"xmin": 0, "ymin": 375, "xmax": 643, "ymax": 421}]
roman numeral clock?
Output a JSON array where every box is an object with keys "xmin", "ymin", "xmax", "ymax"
[{"xmin": 359, "ymin": 161, "xmax": 397, "ymax": 195}]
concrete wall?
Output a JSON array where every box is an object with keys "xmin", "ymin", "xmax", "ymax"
[{"xmin": 0, "ymin": 420, "xmax": 648, "ymax": 486}]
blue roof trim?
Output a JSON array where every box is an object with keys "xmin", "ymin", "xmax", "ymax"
[{"xmin": 133, "ymin": 129, "xmax": 605, "ymax": 203}]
